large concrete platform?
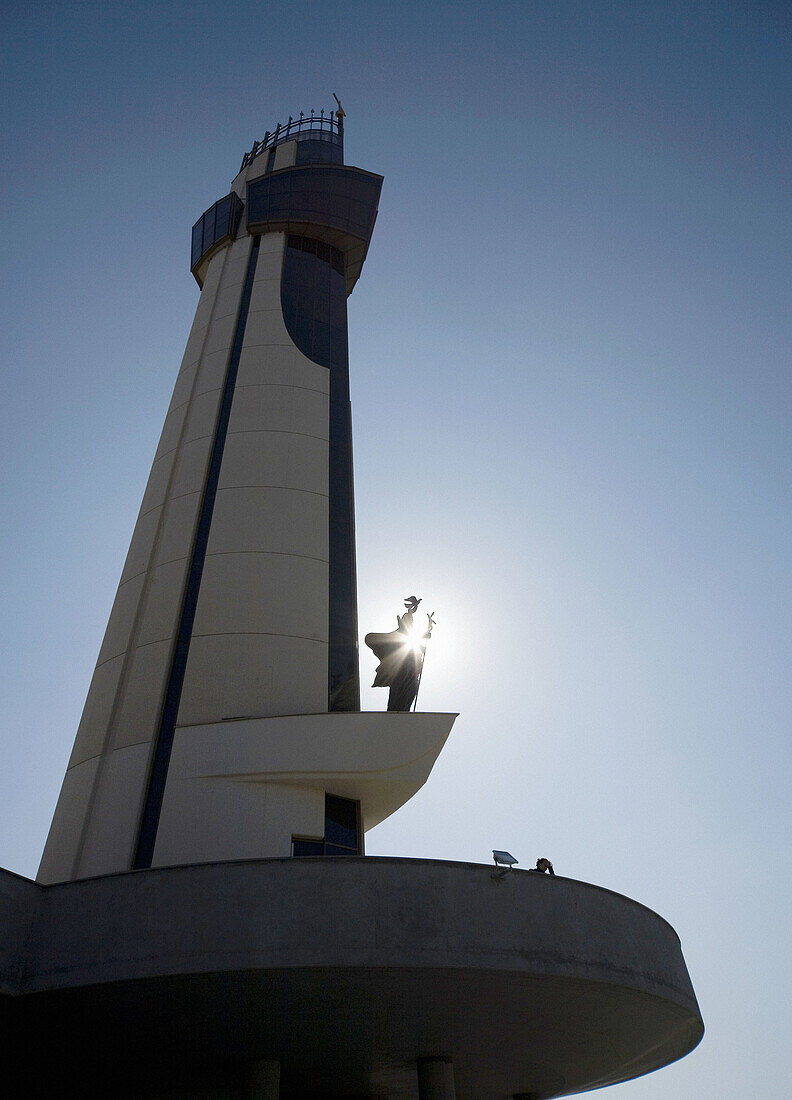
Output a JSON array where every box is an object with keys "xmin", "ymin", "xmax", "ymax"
[{"xmin": 0, "ymin": 858, "xmax": 702, "ymax": 1098}]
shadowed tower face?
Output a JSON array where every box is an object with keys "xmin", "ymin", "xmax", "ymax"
[{"xmin": 39, "ymin": 112, "xmax": 390, "ymax": 882}]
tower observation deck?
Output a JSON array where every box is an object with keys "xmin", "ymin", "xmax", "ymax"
[{"xmin": 0, "ymin": 107, "xmax": 702, "ymax": 1098}]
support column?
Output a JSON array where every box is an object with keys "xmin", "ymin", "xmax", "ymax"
[
  {"xmin": 249, "ymin": 1059, "xmax": 280, "ymax": 1099},
  {"xmin": 417, "ymin": 1057, "xmax": 456, "ymax": 1100}
]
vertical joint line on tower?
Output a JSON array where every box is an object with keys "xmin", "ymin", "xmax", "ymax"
[{"xmin": 132, "ymin": 234, "xmax": 263, "ymax": 870}]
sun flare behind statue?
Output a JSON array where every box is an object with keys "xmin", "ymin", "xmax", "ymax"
[{"xmin": 364, "ymin": 597, "xmax": 435, "ymax": 711}]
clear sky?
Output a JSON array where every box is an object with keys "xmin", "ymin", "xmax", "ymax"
[{"xmin": 2, "ymin": 2, "xmax": 790, "ymax": 1096}]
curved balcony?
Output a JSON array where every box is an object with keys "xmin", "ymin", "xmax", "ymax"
[
  {"xmin": 190, "ymin": 190, "xmax": 244, "ymax": 283},
  {"xmin": 246, "ymin": 163, "xmax": 383, "ymax": 294},
  {"xmin": 1, "ymin": 857, "xmax": 702, "ymax": 1097}
]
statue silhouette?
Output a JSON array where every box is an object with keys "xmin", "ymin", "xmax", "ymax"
[{"xmin": 365, "ymin": 598, "xmax": 434, "ymax": 712}]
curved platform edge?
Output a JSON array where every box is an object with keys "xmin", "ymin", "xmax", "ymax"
[{"xmin": 0, "ymin": 858, "xmax": 703, "ymax": 1098}]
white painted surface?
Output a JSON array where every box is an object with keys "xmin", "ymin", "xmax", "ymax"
[
  {"xmin": 150, "ymin": 712, "xmax": 456, "ymax": 865},
  {"xmin": 38, "ymin": 236, "xmax": 246, "ymax": 882},
  {"xmin": 153, "ymin": 779, "xmax": 324, "ymax": 867},
  {"xmin": 191, "ymin": 552, "xmax": 328, "ymax": 640},
  {"xmin": 236, "ymin": 344, "xmax": 329, "ymax": 391},
  {"xmin": 76, "ymin": 742, "xmax": 151, "ymax": 878},
  {"xmin": 207, "ymin": 486, "xmax": 329, "ymax": 559},
  {"xmin": 39, "ymin": 185, "xmax": 383, "ymax": 882},
  {"xmin": 230, "ymin": 137, "xmax": 299, "ymax": 203},
  {"xmin": 177, "ymin": 633, "xmax": 328, "ymax": 726},
  {"xmin": 153, "ymin": 400, "xmax": 189, "ymax": 461},
  {"xmin": 169, "ymin": 433, "xmax": 214, "ymax": 498},
  {"xmin": 217, "ymin": 430, "xmax": 329, "ymax": 496},
  {"xmin": 108, "ymin": 638, "xmax": 171, "ymax": 749},
  {"xmin": 67, "ymin": 655, "xmax": 123, "ymax": 767},
  {"xmin": 96, "ymin": 573, "xmax": 145, "ymax": 665},
  {"xmin": 36, "ymin": 757, "xmax": 99, "ymax": 883},
  {"xmin": 139, "ymin": 448, "xmax": 178, "ymax": 515},
  {"xmin": 273, "ymin": 140, "xmax": 298, "ymax": 171},
  {"xmin": 177, "ymin": 230, "xmax": 331, "ymax": 736},
  {"xmin": 135, "ymin": 557, "xmax": 190, "ymax": 647},
  {"xmin": 227, "ymin": 383, "xmax": 328, "ymax": 436},
  {"xmin": 153, "ymin": 490, "xmax": 202, "ymax": 565},
  {"xmin": 119, "ymin": 505, "xmax": 162, "ymax": 584}
]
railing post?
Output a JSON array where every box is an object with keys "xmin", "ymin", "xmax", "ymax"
[{"xmin": 240, "ymin": 110, "xmax": 342, "ymax": 172}]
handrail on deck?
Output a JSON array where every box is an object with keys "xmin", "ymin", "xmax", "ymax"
[{"xmin": 240, "ymin": 108, "xmax": 343, "ymax": 172}]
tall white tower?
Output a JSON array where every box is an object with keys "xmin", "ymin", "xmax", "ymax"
[
  {"xmin": 1, "ymin": 111, "xmax": 702, "ymax": 1100},
  {"xmin": 39, "ymin": 109, "xmax": 455, "ymax": 883}
]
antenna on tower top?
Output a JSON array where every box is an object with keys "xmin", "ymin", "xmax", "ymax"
[{"xmin": 333, "ymin": 92, "xmax": 345, "ymax": 134}]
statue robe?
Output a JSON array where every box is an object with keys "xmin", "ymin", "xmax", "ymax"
[{"xmin": 364, "ymin": 610, "xmax": 427, "ymax": 712}]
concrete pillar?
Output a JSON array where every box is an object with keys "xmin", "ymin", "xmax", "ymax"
[
  {"xmin": 417, "ymin": 1057, "xmax": 456, "ymax": 1099},
  {"xmin": 249, "ymin": 1059, "xmax": 280, "ymax": 1099}
]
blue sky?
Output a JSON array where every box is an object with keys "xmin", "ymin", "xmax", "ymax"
[{"xmin": 2, "ymin": 2, "xmax": 791, "ymax": 1095}]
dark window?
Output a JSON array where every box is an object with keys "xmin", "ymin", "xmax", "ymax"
[
  {"xmin": 191, "ymin": 222, "xmax": 203, "ymax": 264},
  {"xmin": 291, "ymin": 794, "xmax": 361, "ymax": 856},
  {"xmin": 296, "ymin": 137, "xmax": 344, "ymax": 166},
  {"xmin": 292, "ymin": 838, "xmax": 324, "ymax": 857},
  {"xmin": 246, "ymin": 165, "xmax": 382, "ymax": 246},
  {"xmin": 325, "ymin": 795, "xmax": 358, "ymax": 849},
  {"xmin": 202, "ymin": 207, "xmax": 216, "ymax": 254},
  {"xmin": 214, "ymin": 195, "xmax": 232, "ymax": 237},
  {"xmin": 191, "ymin": 192, "xmax": 244, "ymax": 272}
]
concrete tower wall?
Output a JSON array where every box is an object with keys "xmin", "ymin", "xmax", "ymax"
[
  {"xmin": 36, "ymin": 130, "xmax": 416, "ymax": 886},
  {"xmin": 38, "ymin": 135, "xmax": 362, "ymax": 884},
  {"xmin": 40, "ymin": 234, "xmax": 254, "ymax": 881},
  {"xmin": 176, "ymin": 230, "xmax": 330, "ymax": 728}
]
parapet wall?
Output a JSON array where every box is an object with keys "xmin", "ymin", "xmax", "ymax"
[{"xmin": 0, "ymin": 858, "xmax": 703, "ymax": 1098}]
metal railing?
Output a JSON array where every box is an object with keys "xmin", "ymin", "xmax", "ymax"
[{"xmin": 240, "ymin": 108, "xmax": 343, "ymax": 172}]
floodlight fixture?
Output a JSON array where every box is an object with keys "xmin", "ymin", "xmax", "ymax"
[{"xmin": 492, "ymin": 850, "xmax": 518, "ymax": 880}]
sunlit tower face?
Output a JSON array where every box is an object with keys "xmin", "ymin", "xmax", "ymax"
[{"xmin": 38, "ymin": 111, "xmax": 385, "ymax": 883}]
